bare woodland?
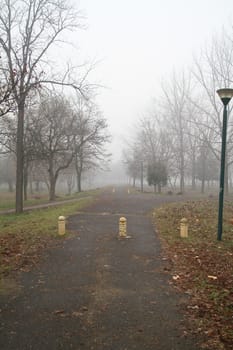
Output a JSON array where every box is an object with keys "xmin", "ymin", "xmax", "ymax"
[
  {"xmin": 1, "ymin": 1, "xmax": 233, "ymax": 211},
  {"xmin": 123, "ymin": 29, "xmax": 233, "ymax": 194},
  {"xmin": 0, "ymin": 0, "xmax": 110, "ymax": 212}
]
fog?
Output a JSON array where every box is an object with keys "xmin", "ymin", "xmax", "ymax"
[
  {"xmin": 75, "ymin": 0, "xmax": 233, "ymax": 161},
  {"xmin": 1, "ymin": 0, "xmax": 233, "ymax": 202}
]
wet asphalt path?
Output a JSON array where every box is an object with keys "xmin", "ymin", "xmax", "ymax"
[{"xmin": 0, "ymin": 187, "xmax": 202, "ymax": 349}]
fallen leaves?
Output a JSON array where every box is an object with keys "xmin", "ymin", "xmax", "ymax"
[
  {"xmin": 154, "ymin": 199, "xmax": 233, "ymax": 350},
  {"xmin": 0, "ymin": 232, "xmax": 50, "ymax": 278}
]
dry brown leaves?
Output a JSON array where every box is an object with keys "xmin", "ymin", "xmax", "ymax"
[
  {"xmin": 154, "ymin": 199, "xmax": 233, "ymax": 350},
  {"xmin": 0, "ymin": 232, "xmax": 51, "ymax": 277}
]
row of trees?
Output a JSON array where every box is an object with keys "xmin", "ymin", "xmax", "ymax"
[
  {"xmin": 0, "ymin": 0, "xmax": 110, "ymax": 212},
  {"xmin": 123, "ymin": 29, "xmax": 233, "ymax": 194},
  {"xmin": 1, "ymin": 93, "xmax": 110, "ymax": 199}
]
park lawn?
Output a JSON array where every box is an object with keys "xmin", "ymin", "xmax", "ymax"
[
  {"xmin": 0, "ymin": 195, "xmax": 95, "ymax": 279},
  {"xmin": 0, "ymin": 190, "xmax": 93, "ymax": 210},
  {"xmin": 153, "ymin": 199, "xmax": 233, "ymax": 350}
]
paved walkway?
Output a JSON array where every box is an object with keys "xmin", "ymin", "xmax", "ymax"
[{"xmin": 0, "ymin": 187, "xmax": 202, "ymax": 349}]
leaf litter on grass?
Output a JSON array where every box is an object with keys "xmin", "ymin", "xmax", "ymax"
[
  {"xmin": 0, "ymin": 197, "xmax": 93, "ymax": 284},
  {"xmin": 153, "ymin": 199, "xmax": 233, "ymax": 350}
]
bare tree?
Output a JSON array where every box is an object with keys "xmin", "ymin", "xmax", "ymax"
[
  {"xmin": 72, "ymin": 99, "xmax": 111, "ymax": 192},
  {"xmin": 0, "ymin": 53, "xmax": 16, "ymax": 117},
  {"xmin": 161, "ymin": 71, "xmax": 191, "ymax": 192},
  {"xmin": 122, "ymin": 147, "xmax": 141, "ymax": 187},
  {"xmin": 0, "ymin": 0, "xmax": 87, "ymax": 212},
  {"xmin": 0, "ymin": 111, "xmax": 17, "ymax": 154},
  {"xmin": 0, "ymin": 98, "xmax": 47, "ymax": 200},
  {"xmin": 0, "ymin": 154, "xmax": 15, "ymax": 191},
  {"xmin": 0, "ymin": 80, "xmax": 14, "ymax": 117},
  {"xmin": 122, "ymin": 133, "xmax": 146, "ymax": 188},
  {"xmin": 122, "ymin": 113, "xmax": 172, "ymax": 191},
  {"xmin": 191, "ymin": 29, "xmax": 233, "ymax": 193},
  {"xmin": 138, "ymin": 115, "xmax": 172, "ymax": 165},
  {"xmin": 28, "ymin": 94, "xmax": 76, "ymax": 200}
]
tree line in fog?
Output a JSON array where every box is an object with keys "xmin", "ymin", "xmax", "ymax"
[
  {"xmin": 123, "ymin": 28, "xmax": 233, "ymax": 194},
  {"xmin": 0, "ymin": 0, "xmax": 110, "ymax": 213}
]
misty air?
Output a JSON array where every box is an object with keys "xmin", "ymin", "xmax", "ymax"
[{"xmin": 0, "ymin": 1, "xmax": 233, "ymax": 349}]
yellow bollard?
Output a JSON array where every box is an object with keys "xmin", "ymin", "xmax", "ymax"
[
  {"xmin": 128, "ymin": 188, "xmax": 130, "ymax": 194},
  {"xmin": 180, "ymin": 218, "xmax": 188, "ymax": 238},
  {"xmin": 119, "ymin": 217, "xmax": 127, "ymax": 238},
  {"xmin": 112, "ymin": 187, "xmax": 115, "ymax": 193},
  {"xmin": 58, "ymin": 216, "xmax": 66, "ymax": 236}
]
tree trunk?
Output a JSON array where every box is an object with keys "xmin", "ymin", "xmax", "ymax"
[
  {"xmin": 201, "ymin": 148, "xmax": 206, "ymax": 194},
  {"xmin": 179, "ymin": 130, "xmax": 185, "ymax": 193},
  {"xmin": 180, "ymin": 146, "xmax": 185, "ymax": 193},
  {"xmin": 15, "ymin": 104, "xmax": 25, "ymax": 213},
  {"xmin": 140, "ymin": 161, "xmax": 143, "ymax": 193},
  {"xmin": 74, "ymin": 153, "xmax": 83, "ymax": 193},
  {"xmin": 178, "ymin": 111, "xmax": 185, "ymax": 193},
  {"xmin": 191, "ymin": 152, "xmax": 196, "ymax": 190},
  {"xmin": 67, "ymin": 181, "xmax": 72, "ymax": 196},
  {"xmin": 201, "ymin": 178, "xmax": 205, "ymax": 193},
  {"xmin": 229, "ymin": 168, "xmax": 233, "ymax": 191},
  {"xmin": 8, "ymin": 180, "xmax": 14, "ymax": 192},
  {"xmin": 158, "ymin": 184, "xmax": 162, "ymax": 193},
  {"xmin": 77, "ymin": 172, "xmax": 82, "ymax": 192},
  {"xmin": 29, "ymin": 177, "xmax": 33, "ymax": 195},
  {"xmin": 24, "ymin": 164, "xmax": 28, "ymax": 201},
  {"xmin": 35, "ymin": 181, "xmax": 40, "ymax": 192},
  {"xmin": 133, "ymin": 177, "xmax": 136, "ymax": 187},
  {"xmin": 48, "ymin": 158, "xmax": 57, "ymax": 201},
  {"xmin": 192, "ymin": 176, "xmax": 196, "ymax": 191},
  {"xmin": 180, "ymin": 163, "xmax": 185, "ymax": 192},
  {"xmin": 49, "ymin": 178, "xmax": 56, "ymax": 201}
]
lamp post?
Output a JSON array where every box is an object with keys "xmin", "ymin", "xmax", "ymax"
[{"xmin": 216, "ymin": 88, "xmax": 233, "ymax": 241}]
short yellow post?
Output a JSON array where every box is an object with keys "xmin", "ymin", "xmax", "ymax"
[
  {"xmin": 180, "ymin": 218, "xmax": 188, "ymax": 238},
  {"xmin": 119, "ymin": 217, "xmax": 127, "ymax": 238},
  {"xmin": 58, "ymin": 216, "xmax": 66, "ymax": 236},
  {"xmin": 112, "ymin": 187, "xmax": 115, "ymax": 193}
]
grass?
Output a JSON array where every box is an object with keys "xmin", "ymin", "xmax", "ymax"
[
  {"xmin": 153, "ymin": 199, "xmax": 233, "ymax": 350},
  {"xmin": 0, "ymin": 190, "xmax": 95, "ymax": 211},
  {"xmin": 0, "ymin": 191, "xmax": 98, "ymax": 279}
]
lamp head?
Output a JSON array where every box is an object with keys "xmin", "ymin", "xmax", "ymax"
[{"xmin": 217, "ymin": 88, "xmax": 233, "ymax": 106}]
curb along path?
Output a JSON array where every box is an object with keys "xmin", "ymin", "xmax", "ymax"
[{"xmin": 0, "ymin": 187, "xmax": 202, "ymax": 349}]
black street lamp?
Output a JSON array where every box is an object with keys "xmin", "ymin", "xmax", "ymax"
[{"xmin": 216, "ymin": 88, "xmax": 233, "ymax": 241}]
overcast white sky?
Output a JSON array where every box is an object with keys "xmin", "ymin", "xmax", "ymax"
[{"xmin": 70, "ymin": 0, "xmax": 233, "ymax": 161}]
